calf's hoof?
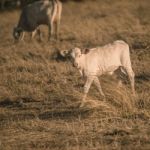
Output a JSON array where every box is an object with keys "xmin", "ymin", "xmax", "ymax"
[
  {"xmin": 100, "ymin": 94, "xmax": 106, "ymax": 101},
  {"xmin": 80, "ymin": 101, "xmax": 86, "ymax": 108}
]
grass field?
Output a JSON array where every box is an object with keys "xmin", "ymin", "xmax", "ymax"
[{"xmin": 0, "ymin": 0, "xmax": 150, "ymax": 149}]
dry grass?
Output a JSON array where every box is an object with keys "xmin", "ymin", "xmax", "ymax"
[{"xmin": 0, "ymin": 0, "xmax": 150, "ymax": 149}]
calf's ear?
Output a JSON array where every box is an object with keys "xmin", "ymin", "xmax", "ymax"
[{"xmin": 82, "ymin": 48, "xmax": 90, "ymax": 54}]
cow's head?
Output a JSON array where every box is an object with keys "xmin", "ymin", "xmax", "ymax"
[{"xmin": 13, "ymin": 26, "xmax": 23, "ymax": 40}]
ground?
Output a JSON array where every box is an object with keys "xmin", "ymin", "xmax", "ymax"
[{"xmin": 0, "ymin": 0, "xmax": 150, "ymax": 149}]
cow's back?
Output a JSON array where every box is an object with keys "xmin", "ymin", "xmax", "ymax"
[{"xmin": 18, "ymin": 1, "xmax": 53, "ymax": 31}]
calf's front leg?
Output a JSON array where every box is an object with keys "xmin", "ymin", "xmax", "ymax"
[
  {"xmin": 93, "ymin": 77, "xmax": 105, "ymax": 97},
  {"xmin": 81, "ymin": 76, "xmax": 94, "ymax": 106}
]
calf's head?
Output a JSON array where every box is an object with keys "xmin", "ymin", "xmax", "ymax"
[
  {"xmin": 60, "ymin": 47, "xmax": 90, "ymax": 68},
  {"xmin": 70, "ymin": 48, "xmax": 82, "ymax": 58},
  {"xmin": 70, "ymin": 48, "xmax": 82, "ymax": 68}
]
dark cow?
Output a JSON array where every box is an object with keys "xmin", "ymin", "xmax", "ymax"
[{"xmin": 13, "ymin": 0, "xmax": 62, "ymax": 41}]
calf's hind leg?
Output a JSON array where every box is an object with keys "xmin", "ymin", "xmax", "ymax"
[{"xmin": 125, "ymin": 67, "xmax": 135, "ymax": 95}]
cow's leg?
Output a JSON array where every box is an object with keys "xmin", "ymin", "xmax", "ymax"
[
  {"xmin": 93, "ymin": 77, "xmax": 105, "ymax": 97},
  {"xmin": 31, "ymin": 29, "xmax": 37, "ymax": 39},
  {"xmin": 125, "ymin": 68, "xmax": 135, "ymax": 95},
  {"xmin": 48, "ymin": 22, "xmax": 54, "ymax": 41},
  {"xmin": 31, "ymin": 28, "xmax": 41, "ymax": 41},
  {"xmin": 55, "ymin": 9, "xmax": 61, "ymax": 40},
  {"xmin": 81, "ymin": 76, "xmax": 94, "ymax": 106},
  {"xmin": 53, "ymin": 2, "xmax": 61, "ymax": 40},
  {"xmin": 54, "ymin": 20, "xmax": 60, "ymax": 40},
  {"xmin": 48, "ymin": 23, "xmax": 51, "ymax": 41},
  {"xmin": 53, "ymin": 21, "xmax": 57, "ymax": 39},
  {"xmin": 36, "ymin": 28, "xmax": 42, "ymax": 41},
  {"xmin": 20, "ymin": 32, "xmax": 25, "ymax": 41}
]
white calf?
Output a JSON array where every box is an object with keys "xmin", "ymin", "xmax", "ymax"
[{"xmin": 62, "ymin": 40, "xmax": 135, "ymax": 103}]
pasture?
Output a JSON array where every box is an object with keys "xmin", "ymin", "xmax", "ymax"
[{"xmin": 0, "ymin": 0, "xmax": 150, "ymax": 149}]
